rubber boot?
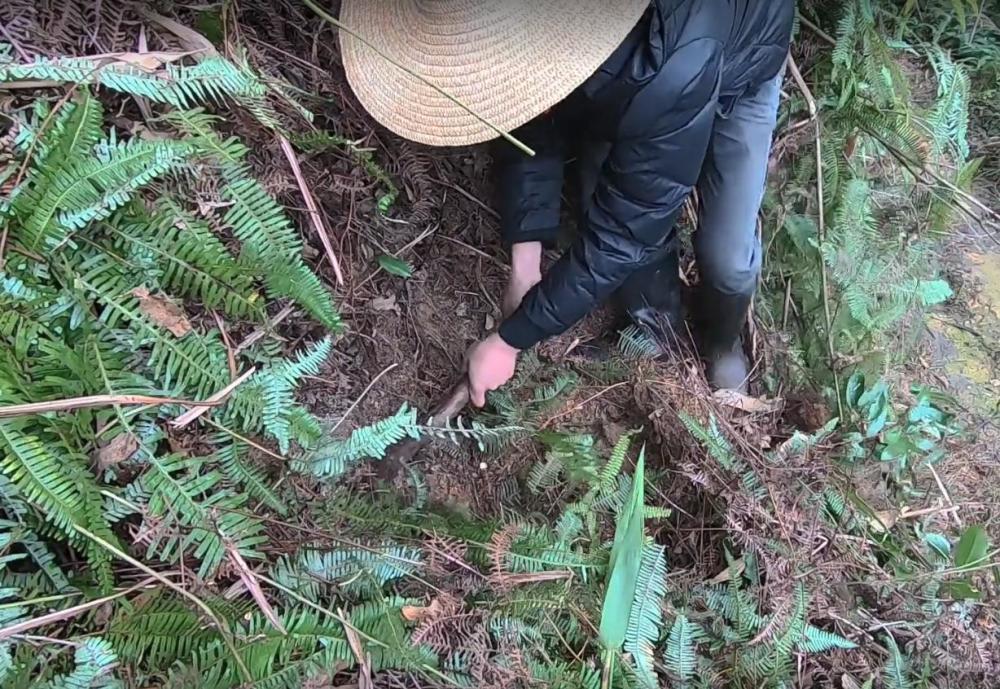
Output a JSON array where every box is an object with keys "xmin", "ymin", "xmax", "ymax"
[
  {"xmin": 616, "ymin": 249, "xmax": 684, "ymax": 354},
  {"xmin": 693, "ymin": 286, "xmax": 752, "ymax": 391}
]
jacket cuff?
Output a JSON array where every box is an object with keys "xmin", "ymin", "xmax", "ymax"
[
  {"xmin": 503, "ymin": 225, "xmax": 560, "ymax": 249},
  {"xmin": 498, "ymin": 309, "xmax": 548, "ymax": 350}
]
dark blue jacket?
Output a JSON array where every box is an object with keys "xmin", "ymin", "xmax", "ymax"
[{"xmin": 497, "ymin": 0, "xmax": 795, "ymax": 349}]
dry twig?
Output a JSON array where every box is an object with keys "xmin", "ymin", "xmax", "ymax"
[
  {"xmin": 0, "ymin": 578, "xmax": 157, "ymax": 641},
  {"xmin": 0, "ymin": 393, "xmax": 225, "ymax": 419},
  {"xmin": 169, "ymin": 367, "xmax": 258, "ymax": 429},
  {"xmin": 279, "ymin": 135, "xmax": 345, "ymax": 285}
]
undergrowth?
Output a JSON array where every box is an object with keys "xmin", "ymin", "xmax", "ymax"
[{"xmin": 0, "ymin": 1, "xmax": 998, "ymax": 688}]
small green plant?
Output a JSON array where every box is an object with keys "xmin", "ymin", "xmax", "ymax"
[
  {"xmin": 840, "ymin": 373, "xmax": 961, "ymax": 476},
  {"xmin": 940, "ymin": 524, "xmax": 995, "ymax": 600}
]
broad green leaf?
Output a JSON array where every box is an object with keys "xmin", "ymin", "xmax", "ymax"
[
  {"xmin": 907, "ymin": 400, "xmax": 944, "ymax": 424},
  {"xmin": 941, "ymin": 579, "xmax": 982, "ymax": 600},
  {"xmin": 783, "ymin": 214, "xmax": 818, "ymax": 254},
  {"xmin": 867, "ymin": 405, "xmax": 890, "ymax": 438},
  {"xmin": 954, "ymin": 525, "xmax": 989, "ymax": 570},
  {"xmin": 377, "ymin": 254, "xmax": 413, "ymax": 278},
  {"xmin": 599, "ymin": 448, "xmax": 646, "ymax": 651},
  {"xmin": 952, "ymin": 0, "xmax": 966, "ymax": 28}
]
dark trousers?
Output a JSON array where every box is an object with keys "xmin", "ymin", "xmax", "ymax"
[{"xmin": 577, "ymin": 70, "xmax": 784, "ymax": 321}]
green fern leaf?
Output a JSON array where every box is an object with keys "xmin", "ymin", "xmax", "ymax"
[
  {"xmin": 0, "ymin": 424, "xmax": 88, "ymax": 537},
  {"xmin": 664, "ymin": 614, "xmax": 704, "ymax": 687},
  {"xmin": 108, "ymin": 593, "xmax": 220, "ymax": 668},
  {"xmin": 882, "ymin": 636, "xmax": 913, "ymax": 689},
  {"xmin": 916, "ymin": 279, "xmax": 952, "ymax": 305},
  {"xmin": 271, "ymin": 543, "xmax": 422, "ymax": 601},
  {"xmin": 235, "ymin": 338, "xmax": 331, "ymax": 453},
  {"xmin": 108, "ymin": 203, "xmax": 262, "ymax": 319},
  {"xmin": 300, "ymin": 406, "xmax": 420, "ymax": 479},
  {"xmin": 216, "ymin": 441, "xmax": 286, "ymax": 516},
  {"xmin": 800, "ymin": 625, "xmax": 857, "ymax": 653},
  {"xmin": 624, "ymin": 542, "xmax": 667, "ymax": 689},
  {"xmin": 17, "ymin": 138, "xmax": 190, "ymax": 252},
  {"xmin": 143, "ymin": 454, "xmax": 266, "ymax": 578},
  {"xmin": 679, "ymin": 413, "xmax": 737, "ymax": 471},
  {"xmin": 599, "ymin": 430, "xmax": 638, "ymax": 492},
  {"xmin": 39, "ymin": 638, "xmax": 119, "ymax": 689}
]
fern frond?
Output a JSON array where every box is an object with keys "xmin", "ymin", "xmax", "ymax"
[
  {"xmin": 222, "ymin": 177, "xmax": 340, "ymax": 331},
  {"xmin": 108, "ymin": 594, "xmax": 220, "ymax": 668},
  {"xmin": 800, "ymin": 625, "xmax": 857, "ymax": 653},
  {"xmin": 39, "ymin": 638, "xmax": 119, "ymax": 689},
  {"xmin": 759, "ymin": 585, "xmax": 809, "ymax": 681},
  {"xmin": 664, "ymin": 614, "xmax": 705, "ymax": 687},
  {"xmin": 883, "ymin": 636, "xmax": 914, "ymax": 689},
  {"xmin": 216, "ymin": 440, "xmax": 286, "ymax": 516},
  {"xmin": 617, "ymin": 325, "xmax": 659, "ymax": 361},
  {"xmin": 679, "ymin": 413, "xmax": 737, "ymax": 471},
  {"xmin": 228, "ymin": 338, "xmax": 330, "ymax": 453},
  {"xmin": 0, "ymin": 424, "xmax": 117, "ymax": 588},
  {"xmin": 599, "ymin": 429, "xmax": 638, "ymax": 491},
  {"xmin": 143, "ymin": 454, "xmax": 266, "ymax": 578},
  {"xmin": 926, "ymin": 47, "xmax": 971, "ymax": 162},
  {"xmin": 624, "ymin": 542, "xmax": 667, "ymax": 689},
  {"xmin": 270, "ymin": 543, "xmax": 422, "ymax": 601},
  {"xmin": 300, "ymin": 406, "xmax": 420, "ymax": 479},
  {"xmin": 107, "ymin": 203, "xmax": 262, "ymax": 319},
  {"xmin": 10, "ymin": 91, "xmax": 103, "ymax": 221},
  {"xmin": 16, "ymin": 137, "xmax": 191, "ymax": 252}
]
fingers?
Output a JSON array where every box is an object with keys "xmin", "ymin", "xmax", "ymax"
[{"xmin": 470, "ymin": 384, "xmax": 487, "ymax": 408}]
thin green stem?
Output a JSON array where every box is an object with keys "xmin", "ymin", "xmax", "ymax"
[
  {"xmin": 815, "ymin": 117, "xmax": 845, "ymax": 420},
  {"xmin": 72, "ymin": 524, "xmax": 253, "ymax": 685},
  {"xmin": 259, "ymin": 574, "xmax": 461, "ymax": 687},
  {"xmin": 301, "ymin": 0, "xmax": 534, "ymax": 156}
]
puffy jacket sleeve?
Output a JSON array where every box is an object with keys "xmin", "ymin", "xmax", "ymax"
[
  {"xmin": 494, "ymin": 114, "xmax": 566, "ymax": 247},
  {"xmin": 499, "ymin": 40, "xmax": 723, "ymax": 349}
]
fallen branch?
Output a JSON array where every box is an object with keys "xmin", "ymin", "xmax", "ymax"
[
  {"xmin": 169, "ymin": 367, "xmax": 258, "ymax": 429},
  {"xmin": 786, "ymin": 55, "xmax": 816, "ymax": 119},
  {"xmin": 806, "ymin": 92, "xmax": 845, "ymax": 419},
  {"xmin": 0, "ymin": 577, "xmax": 158, "ymax": 641},
  {"xmin": 73, "ymin": 524, "xmax": 253, "ymax": 685},
  {"xmin": 0, "ymin": 394, "xmax": 226, "ymax": 420},
  {"xmin": 235, "ymin": 304, "xmax": 297, "ymax": 354},
  {"xmin": 278, "ymin": 135, "xmax": 345, "ymax": 286},
  {"xmin": 331, "ymin": 363, "xmax": 399, "ymax": 434},
  {"xmin": 226, "ymin": 541, "xmax": 286, "ymax": 635}
]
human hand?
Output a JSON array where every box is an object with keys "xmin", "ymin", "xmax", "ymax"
[{"xmin": 466, "ymin": 333, "xmax": 519, "ymax": 407}]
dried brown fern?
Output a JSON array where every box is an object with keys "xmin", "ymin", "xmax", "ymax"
[
  {"xmin": 1, "ymin": 0, "xmax": 137, "ymax": 57},
  {"xmin": 395, "ymin": 141, "xmax": 437, "ymax": 227},
  {"xmin": 486, "ymin": 523, "xmax": 522, "ymax": 578}
]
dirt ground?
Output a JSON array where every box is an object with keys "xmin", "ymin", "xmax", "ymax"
[{"xmin": 247, "ymin": 1, "xmax": 1000, "ymax": 528}]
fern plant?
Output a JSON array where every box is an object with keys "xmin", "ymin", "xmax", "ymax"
[
  {"xmin": 0, "ymin": 47, "xmax": 340, "ymax": 609},
  {"xmin": 764, "ymin": 0, "xmax": 975, "ymax": 386}
]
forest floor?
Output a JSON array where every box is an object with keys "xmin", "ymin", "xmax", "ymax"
[{"xmin": 3, "ymin": 1, "xmax": 1000, "ymax": 687}]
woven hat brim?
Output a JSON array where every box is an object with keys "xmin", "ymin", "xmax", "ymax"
[{"xmin": 339, "ymin": 1, "xmax": 649, "ymax": 147}]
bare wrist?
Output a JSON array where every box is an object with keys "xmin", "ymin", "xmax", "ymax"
[{"xmin": 510, "ymin": 242, "xmax": 542, "ymax": 282}]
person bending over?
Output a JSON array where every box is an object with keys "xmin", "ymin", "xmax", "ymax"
[{"xmin": 339, "ymin": 0, "xmax": 795, "ymax": 406}]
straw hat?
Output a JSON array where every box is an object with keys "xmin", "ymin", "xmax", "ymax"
[{"xmin": 338, "ymin": 0, "xmax": 649, "ymax": 147}]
